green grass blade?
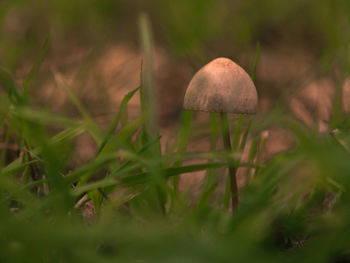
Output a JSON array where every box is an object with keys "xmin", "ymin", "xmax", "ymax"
[
  {"xmin": 49, "ymin": 125, "xmax": 86, "ymax": 146},
  {"xmin": 12, "ymin": 106, "xmax": 82, "ymax": 127},
  {"xmin": 53, "ymin": 72, "xmax": 93, "ymax": 122},
  {"xmin": 0, "ymin": 159, "xmax": 37, "ymax": 176},
  {"xmin": 0, "ymin": 67, "xmax": 25, "ymax": 105},
  {"xmin": 247, "ymin": 137, "xmax": 257, "ymax": 183},
  {"xmin": 121, "ymin": 162, "xmax": 227, "ymax": 186},
  {"xmin": 73, "ymin": 178, "xmax": 118, "ymax": 196},
  {"xmin": 137, "ymin": 16, "xmax": 164, "ymax": 209},
  {"xmin": 77, "ymin": 116, "xmax": 144, "ymax": 185},
  {"xmin": 111, "ymin": 135, "xmax": 161, "ymax": 175},
  {"xmin": 74, "ymin": 162, "xmax": 228, "ymax": 195},
  {"xmin": 139, "ymin": 13, "xmax": 158, "ymax": 140},
  {"xmin": 251, "ymin": 42, "xmax": 260, "ymax": 83},
  {"xmin": 0, "ymin": 125, "xmax": 86, "ymax": 177},
  {"xmin": 23, "ymin": 35, "xmax": 50, "ymax": 95},
  {"xmin": 240, "ymin": 119, "xmax": 252, "ymax": 152},
  {"xmin": 232, "ymin": 114, "xmax": 244, "ymax": 151},
  {"xmin": 176, "ymin": 110, "xmax": 193, "ymax": 154},
  {"xmin": 96, "ymin": 115, "xmax": 145, "ymax": 155},
  {"xmin": 172, "ymin": 110, "xmax": 193, "ymax": 191},
  {"xmin": 96, "ymin": 87, "xmax": 139, "ymax": 156},
  {"xmin": 0, "ymin": 179, "xmax": 45, "ymax": 205},
  {"xmin": 53, "ymin": 71, "xmax": 102, "ymax": 144},
  {"xmin": 64, "ymin": 153, "xmax": 119, "ymax": 184},
  {"xmin": 88, "ymin": 189, "xmax": 104, "ymax": 215},
  {"xmin": 197, "ymin": 181, "xmax": 218, "ymax": 209}
]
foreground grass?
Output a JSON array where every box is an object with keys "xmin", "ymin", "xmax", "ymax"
[{"xmin": 1, "ymin": 41, "xmax": 350, "ymax": 263}]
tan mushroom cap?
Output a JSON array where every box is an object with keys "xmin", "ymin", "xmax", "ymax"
[{"xmin": 184, "ymin": 57, "xmax": 258, "ymax": 114}]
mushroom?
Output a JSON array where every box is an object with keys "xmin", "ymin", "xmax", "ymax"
[{"xmin": 183, "ymin": 57, "xmax": 258, "ymax": 211}]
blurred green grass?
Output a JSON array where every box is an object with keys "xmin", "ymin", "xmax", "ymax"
[
  {"xmin": 1, "ymin": 0, "xmax": 350, "ymax": 66},
  {"xmin": 0, "ymin": 1, "xmax": 350, "ymax": 262}
]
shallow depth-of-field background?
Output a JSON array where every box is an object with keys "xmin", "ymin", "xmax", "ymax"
[{"xmin": 1, "ymin": 1, "xmax": 350, "ymax": 262}]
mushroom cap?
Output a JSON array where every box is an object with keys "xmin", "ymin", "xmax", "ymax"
[{"xmin": 183, "ymin": 57, "xmax": 258, "ymax": 114}]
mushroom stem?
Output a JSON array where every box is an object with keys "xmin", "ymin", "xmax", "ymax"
[{"xmin": 220, "ymin": 112, "xmax": 239, "ymax": 211}]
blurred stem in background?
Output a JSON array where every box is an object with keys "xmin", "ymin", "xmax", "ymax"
[
  {"xmin": 139, "ymin": 13, "xmax": 158, "ymax": 139},
  {"xmin": 138, "ymin": 13, "xmax": 167, "ymax": 213}
]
